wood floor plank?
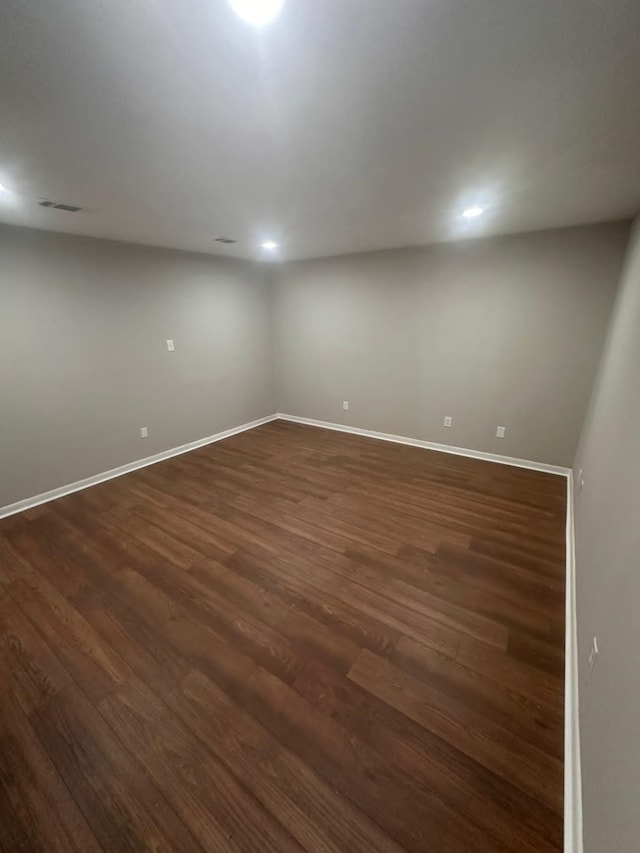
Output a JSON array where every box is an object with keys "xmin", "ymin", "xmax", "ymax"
[
  {"xmin": 8, "ymin": 572, "xmax": 129, "ymax": 704},
  {"xmin": 337, "ymin": 544, "xmax": 512, "ymax": 648},
  {"xmin": 98, "ymin": 679, "xmax": 305, "ymax": 853},
  {"xmin": 397, "ymin": 542, "xmax": 559, "ymax": 624},
  {"xmin": 107, "ymin": 566, "xmax": 260, "ymax": 698},
  {"xmin": 0, "ymin": 594, "xmax": 73, "ymax": 715},
  {"xmin": 507, "ymin": 629, "xmax": 565, "ymax": 679},
  {"xmin": 75, "ymin": 584, "xmax": 192, "ymax": 698},
  {"xmin": 388, "ymin": 634, "xmax": 563, "ymax": 759},
  {"xmin": 470, "ymin": 537, "xmax": 564, "ymax": 578},
  {"xmin": 359, "ymin": 543, "xmax": 555, "ymax": 639},
  {"xmin": 0, "ymin": 697, "xmax": 103, "ymax": 853},
  {"xmin": 435, "ymin": 541, "xmax": 564, "ymax": 610},
  {"xmin": 294, "ymin": 657, "xmax": 562, "ymax": 852},
  {"xmin": 348, "ymin": 648, "xmax": 563, "ymax": 813},
  {"xmin": 0, "ymin": 420, "xmax": 565, "ymax": 851},
  {"xmin": 241, "ymin": 665, "xmax": 509, "ymax": 853},
  {"xmin": 104, "ymin": 506, "xmax": 208, "ymax": 568},
  {"xmin": 314, "ymin": 492, "xmax": 473, "ymax": 552},
  {"xmin": 0, "ymin": 535, "xmax": 33, "ymax": 588},
  {"xmin": 269, "ymin": 547, "xmax": 470, "ymax": 654},
  {"xmin": 30, "ymin": 685, "xmax": 205, "ymax": 853},
  {"xmin": 169, "ymin": 668, "xmax": 407, "ymax": 853},
  {"xmin": 128, "ymin": 499, "xmax": 237, "ymax": 561},
  {"xmin": 7, "ymin": 521, "xmax": 97, "ymax": 600},
  {"xmin": 224, "ymin": 547, "xmax": 402, "ymax": 657},
  {"xmin": 457, "ymin": 634, "xmax": 563, "ymax": 710},
  {"xmin": 126, "ymin": 559, "xmax": 305, "ymax": 685},
  {"xmin": 190, "ymin": 558, "xmax": 362, "ymax": 674}
]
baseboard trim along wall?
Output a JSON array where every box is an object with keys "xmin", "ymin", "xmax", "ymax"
[
  {"xmin": 0, "ymin": 414, "xmax": 279, "ymax": 520},
  {"xmin": 564, "ymin": 471, "xmax": 584, "ymax": 853},
  {"xmin": 0, "ymin": 410, "xmax": 571, "ymax": 520},
  {"xmin": 276, "ymin": 413, "xmax": 571, "ymax": 476},
  {"xmin": 0, "ymin": 408, "xmax": 583, "ymax": 850}
]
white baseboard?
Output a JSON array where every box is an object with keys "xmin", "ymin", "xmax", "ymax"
[
  {"xmin": 1, "ymin": 411, "xmax": 570, "ymax": 521},
  {"xmin": 0, "ymin": 414, "xmax": 278, "ymax": 520},
  {"xmin": 276, "ymin": 413, "xmax": 570, "ymax": 476},
  {"xmin": 564, "ymin": 471, "xmax": 584, "ymax": 853}
]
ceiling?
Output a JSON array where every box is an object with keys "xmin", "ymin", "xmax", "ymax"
[{"xmin": 1, "ymin": 0, "xmax": 640, "ymax": 262}]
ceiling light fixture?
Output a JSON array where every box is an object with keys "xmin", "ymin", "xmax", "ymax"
[
  {"xmin": 462, "ymin": 206, "xmax": 485, "ymax": 219},
  {"xmin": 261, "ymin": 240, "xmax": 278, "ymax": 250},
  {"xmin": 228, "ymin": 0, "xmax": 284, "ymax": 26}
]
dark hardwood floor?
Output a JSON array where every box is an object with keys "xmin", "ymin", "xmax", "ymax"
[{"xmin": 0, "ymin": 420, "xmax": 566, "ymax": 852}]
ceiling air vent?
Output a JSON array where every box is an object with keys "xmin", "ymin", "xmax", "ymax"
[
  {"xmin": 39, "ymin": 199, "xmax": 83, "ymax": 212},
  {"xmin": 214, "ymin": 236, "xmax": 237, "ymax": 244}
]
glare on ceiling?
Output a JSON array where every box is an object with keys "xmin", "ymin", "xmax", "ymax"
[
  {"xmin": 228, "ymin": 0, "xmax": 284, "ymax": 26},
  {"xmin": 0, "ymin": 183, "xmax": 10, "ymax": 193},
  {"xmin": 462, "ymin": 206, "xmax": 485, "ymax": 219},
  {"xmin": 261, "ymin": 240, "xmax": 278, "ymax": 250}
]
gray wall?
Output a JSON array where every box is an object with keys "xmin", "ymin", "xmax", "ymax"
[
  {"xmin": 0, "ymin": 224, "xmax": 273, "ymax": 508},
  {"xmin": 573, "ymin": 217, "xmax": 640, "ymax": 853},
  {"xmin": 273, "ymin": 222, "xmax": 629, "ymax": 466},
  {"xmin": 0, "ymin": 219, "xmax": 630, "ymax": 510}
]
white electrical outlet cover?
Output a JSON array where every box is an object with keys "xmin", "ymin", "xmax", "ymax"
[
  {"xmin": 166, "ymin": 339, "xmax": 175, "ymax": 351},
  {"xmin": 443, "ymin": 416, "xmax": 452, "ymax": 427},
  {"xmin": 496, "ymin": 426, "xmax": 506, "ymax": 438},
  {"xmin": 342, "ymin": 401, "xmax": 349, "ymax": 411}
]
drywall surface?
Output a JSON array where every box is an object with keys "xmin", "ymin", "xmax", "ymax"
[
  {"xmin": 573, "ymin": 216, "xmax": 640, "ymax": 853},
  {"xmin": 0, "ymin": 225, "xmax": 273, "ymax": 507},
  {"xmin": 0, "ymin": 219, "xmax": 629, "ymax": 509},
  {"xmin": 273, "ymin": 222, "xmax": 629, "ymax": 465}
]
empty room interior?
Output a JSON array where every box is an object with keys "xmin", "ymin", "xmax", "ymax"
[{"xmin": 1, "ymin": 1, "xmax": 639, "ymax": 851}]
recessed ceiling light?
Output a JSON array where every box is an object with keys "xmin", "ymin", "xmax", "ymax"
[
  {"xmin": 462, "ymin": 206, "xmax": 485, "ymax": 219},
  {"xmin": 261, "ymin": 240, "xmax": 278, "ymax": 250},
  {"xmin": 228, "ymin": 0, "xmax": 284, "ymax": 26}
]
